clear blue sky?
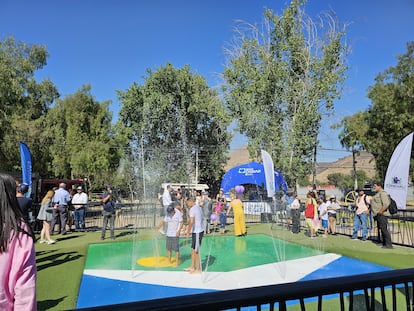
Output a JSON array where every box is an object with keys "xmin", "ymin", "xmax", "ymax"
[{"xmin": 1, "ymin": 0, "xmax": 413, "ymax": 162}]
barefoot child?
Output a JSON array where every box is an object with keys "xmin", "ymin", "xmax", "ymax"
[
  {"xmin": 184, "ymin": 198, "xmax": 204, "ymax": 274},
  {"xmin": 157, "ymin": 204, "xmax": 183, "ymax": 266}
]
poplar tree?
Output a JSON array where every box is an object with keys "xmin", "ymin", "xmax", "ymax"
[{"xmin": 223, "ymin": 0, "xmax": 348, "ymax": 187}]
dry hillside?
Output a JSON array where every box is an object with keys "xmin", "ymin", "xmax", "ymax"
[{"xmin": 226, "ymin": 147, "xmax": 376, "ymax": 183}]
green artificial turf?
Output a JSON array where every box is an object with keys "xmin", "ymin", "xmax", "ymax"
[{"xmin": 35, "ymin": 224, "xmax": 414, "ymax": 310}]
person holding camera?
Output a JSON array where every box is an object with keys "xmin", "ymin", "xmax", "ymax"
[
  {"xmin": 101, "ymin": 185, "xmax": 116, "ymax": 240},
  {"xmin": 350, "ymin": 189, "xmax": 371, "ymax": 241}
]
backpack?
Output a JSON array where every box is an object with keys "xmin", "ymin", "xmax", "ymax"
[
  {"xmin": 387, "ymin": 195, "xmax": 398, "ymax": 215},
  {"xmin": 363, "ymin": 195, "xmax": 371, "ymax": 209}
]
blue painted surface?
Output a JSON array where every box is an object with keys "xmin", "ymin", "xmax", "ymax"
[
  {"xmin": 77, "ymin": 275, "xmax": 215, "ymax": 308},
  {"xmin": 299, "ymin": 256, "xmax": 391, "ymax": 281},
  {"xmin": 76, "ymin": 240, "xmax": 391, "ymax": 308}
]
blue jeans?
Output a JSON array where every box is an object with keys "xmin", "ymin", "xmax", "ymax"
[
  {"xmin": 219, "ymin": 212, "xmax": 227, "ymax": 229},
  {"xmin": 352, "ymin": 212, "xmax": 368, "ymax": 240},
  {"xmin": 74, "ymin": 208, "xmax": 85, "ymax": 230}
]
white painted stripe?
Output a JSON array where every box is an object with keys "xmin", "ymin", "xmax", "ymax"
[{"xmin": 84, "ymin": 253, "xmax": 340, "ymax": 290}]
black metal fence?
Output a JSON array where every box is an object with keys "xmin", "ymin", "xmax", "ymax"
[
  {"xmin": 32, "ymin": 202, "xmax": 414, "ymax": 248},
  {"xmin": 73, "ymin": 267, "xmax": 414, "ymax": 311},
  {"xmin": 36, "ymin": 202, "xmax": 413, "ymax": 310}
]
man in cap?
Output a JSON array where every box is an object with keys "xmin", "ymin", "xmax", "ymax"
[
  {"xmin": 101, "ymin": 185, "xmax": 116, "ymax": 240},
  {"xmin": 16, "ymin": 183, "xmax": 32, "ymax": 223},
  {"xmin": 156, "ymin": 203, "xmax": 183, "ymax": 266},
  {"xmin": 71, "ymin": 186, "xmax": 89, "ymax": 231}
]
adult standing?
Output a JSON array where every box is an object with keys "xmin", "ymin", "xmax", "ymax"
[
  {"xmin": 290, "ymin": 194, "xmax": 301, "ymax": 234},
  {"xmin": 201, "ymin": 191, "xmax": 213, "ymax": 234},
  {"xmin": 327, "ymin": 195, "xmax": 340, "ymax": 235},
  {"xmin": 304, "ymin": 191, "xmax": 318, "ymax": 238},
  {"xmin": 37, "ymin": 189, "xmax": 56, "ymax": 244},
  {"xmin": 227, "ymin": 192, "xmax": 247, "ymax": 237},
  {"xmin": 101, "ymin": 185, "xmax": 116, "ymax": 240},
  {"xmin": 161, "ymin": 185, "xmax": 173, "ymax": 228},
  {"xmin": 351, "ymin": 189, "xmax": 371, "ymax": 241},
  {"xmin": 162, "ymin": 184, "xmax": 173, "ymax": 210},
  {"xmin": 51, "ymin": 183, "xmax": 71, "ymax": 235},
  {"xmin": 370, "ymin": 181, "xmax": 393, "ymax": 248},
  {"xmin": 184, "ymin": 198, "xmax": 204, "ymax": 274},
  {"xmin": 72, "ymin": 186, "xmax": 88, "ymax": 231},
  {"xmin": 0, "ymin": 173, "xmax": 37, "ymax": 311},
  {"xmin": 16, "ymin": 183, "xmax": 32, "ymax": 223}
]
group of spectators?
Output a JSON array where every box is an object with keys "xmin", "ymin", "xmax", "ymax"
[
  {"xmin": 298, "ymin": 181, "xmax": 393, "ymax": 248},
  {"xmin": 36, "ymin": 183, "xmax": 89, "ymax": 243}
]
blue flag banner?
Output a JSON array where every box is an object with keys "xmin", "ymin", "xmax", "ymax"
[{"xmin": 19, "ymin": 141, "xmax": 32, "ymax": 198}]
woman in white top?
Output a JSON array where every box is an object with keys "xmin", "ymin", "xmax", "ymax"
[{"xmin": 327, "ymin": 195, "xmax": 340, "ymax": 235}]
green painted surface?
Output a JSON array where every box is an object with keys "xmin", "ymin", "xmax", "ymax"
[{"xmin": 84, "ymin": 234, "xmax": 325, "ymax": 272}]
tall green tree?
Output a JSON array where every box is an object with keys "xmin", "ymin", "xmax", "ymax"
[
  {"xmin": 364, "ymin": 42, "xmax": 414, "ymax": 178},
  {"xmin": 0, "ymin": 36, "xmax": 59, "ymax": 173},
  {"xmin": 44, "ymin": 85, "xmax": 120, "ymax": 190},
  {"xmin": 339, "ymin": 42, "xmax": 414, "ymax": 179},
  {"xmin": 223, "ymin": 0, "xmax": 348, "ymax": 188},
  {"xmin": 117, "ymin": 63, "xmax": 231, "ymax": 197}
]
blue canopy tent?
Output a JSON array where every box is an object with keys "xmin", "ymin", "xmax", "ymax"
[{"xmin": 220, "ymin": 161, "xmax": 288, "ymax": 196}]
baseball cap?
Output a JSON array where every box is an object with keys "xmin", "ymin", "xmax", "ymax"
[
  {"xmin": 17, "ymin": 183, "xmax": 29, "ymax": 194},
  {"xmin": 167, "ymin": 205, "xmax": 175, "ymax": 213},
  {"xmin": 77, "ymin": 186, "xmax": 83, "ymax": 190}
]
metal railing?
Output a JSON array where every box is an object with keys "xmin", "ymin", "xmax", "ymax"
[
  {"xmin": 32, "ymin": 203, "xmax": 414, "ymax": 248},
  {"xmin": 73, "ymin": 267, "xmax": 414, "ymax": 311}
]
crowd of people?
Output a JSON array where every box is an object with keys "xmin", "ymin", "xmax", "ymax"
[
  {"xmin": 0, "ymin": 170, "xmax": 398, "ymax": 309},
  {"xmin": 294, "ymin": 181, "xmax": 393, "ymax": 248}
]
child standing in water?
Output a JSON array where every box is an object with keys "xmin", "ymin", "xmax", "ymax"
[{"xmin": 157, "ymin": 204, "xmax": 183, "ymax": 266}]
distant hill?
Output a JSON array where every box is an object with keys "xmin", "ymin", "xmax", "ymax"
[{"xmin": 226, "ymin": 147, "xmax": 376, "ymax": 182}]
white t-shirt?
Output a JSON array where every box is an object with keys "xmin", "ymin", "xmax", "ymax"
[
  {"xmin": 164, "ymin": 209, "xmax": 183, "ymax": 237},
  {"xmin": 162, "ymin": 189, "xmax": 172, "ymax": 207},
  {"xmin": 328, "ymin": 201, "xmax": 340, "ymax": 214},
  {"xmin": 71, "ymin": 192, "xmax": 88, "ymax": 208},
  {"xmin": 318, "ymin": 202, "xmax": 329, "ymax": 221},
  {"xmin": 189, "ymin": 204, "xmax": 204, "ymax": 233},
  {"xmin": 290, "ymin": 198, "xmax": 300, "ymax": 209}
]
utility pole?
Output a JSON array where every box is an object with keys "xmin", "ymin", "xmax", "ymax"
[
  {"xmin": 312, "ymin": 144, "xmax": 317, "ymax": 190},
  {"xmin": 352, "ymin": 148, "xmax": 358, "ymax": 190}
]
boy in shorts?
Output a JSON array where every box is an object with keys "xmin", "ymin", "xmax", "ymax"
[
  {"xmin": 318, "ymin": 196, "xmax": 329, "ymax": 238},
  {"xmin": 157, "ymin": 204, "xmax": 183, "ymax": 266}
]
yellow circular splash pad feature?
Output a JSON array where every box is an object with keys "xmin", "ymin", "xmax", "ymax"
[{"xmin": 137, "ymin": 256, "xmax": 177, "ymax": 267}]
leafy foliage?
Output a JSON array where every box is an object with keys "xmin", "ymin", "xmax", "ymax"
[
  {"xmin": 43, "ymin": 85, "xmax": 120, "ymax": 190},
  {"xmin": 339, "ymin": 42, "xmax": 414, "ymax": 179},
  {"xmin": 0, "ymin": 36, "xmax": 59, "ymax": 173},
  {"xmin": 117, "ymin": 63, "xmax": 231, "ymax": 198},
  {"xmin": 223, "ymin": 0, "xmax": 348, "ymax": 188}
]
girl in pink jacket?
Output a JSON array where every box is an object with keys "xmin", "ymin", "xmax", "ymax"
[{"xmin": 0, "ymin": 173, "xmax": 37, "ymax": 311}]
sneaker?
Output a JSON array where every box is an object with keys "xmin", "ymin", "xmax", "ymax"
[
  {"xmin": 47, "ymin": 240, "xmax": 56, "ymax": 244},
  {"xmin": 350, "ymin": 237, "xmax": 358, "ymax": 240},
  {"xmin": 39, "ymin": 239, "xmax": 46, "ymax": 244}
]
